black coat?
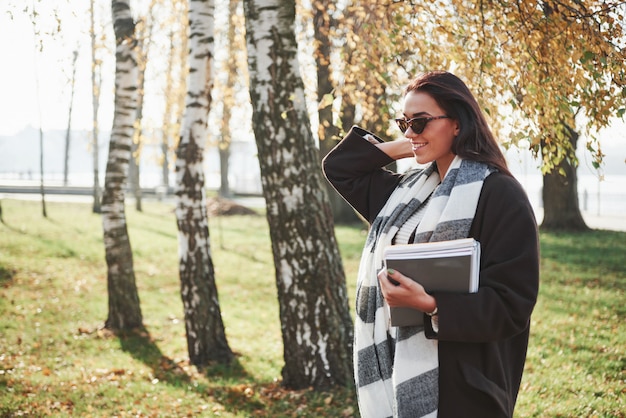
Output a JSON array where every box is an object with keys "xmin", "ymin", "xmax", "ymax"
[{"xmin": 323, "ymin": 128, "xmax": 540, "ymax": 417}]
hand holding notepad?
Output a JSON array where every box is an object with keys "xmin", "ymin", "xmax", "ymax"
[{"xmin": 383, "ymin": 238, "xmax": 481, "ymax": 327}]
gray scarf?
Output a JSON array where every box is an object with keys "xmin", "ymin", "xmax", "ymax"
[{"xmin": 354, "ymin": 155, "xmax": 493, "ymax": 418}]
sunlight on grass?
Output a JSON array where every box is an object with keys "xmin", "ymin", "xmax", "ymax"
[{"xmin": 1, "ymin": 199, "xmax": 624, "ymax": 417}]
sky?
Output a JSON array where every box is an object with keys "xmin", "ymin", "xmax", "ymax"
[{"xmin": 0, "ymin": 2, "xmax": 114, "ymax": 136}]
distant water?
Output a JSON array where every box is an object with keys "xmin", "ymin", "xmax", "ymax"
[
  {"xmin": 514, "ymin": 173, "xmax": 626, "ymax": 216},
  {"xmin": 2, "ymin": 170, "xmax": 624, "ymax": 217}
]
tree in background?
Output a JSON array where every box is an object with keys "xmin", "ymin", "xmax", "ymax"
[
  {"xmin": 486, "ymin": 1, "xmax": 625, "ymax": 231},
  {"xmin": 128, "ymin": 6, "xmax": 157, "ymax": 213},
  {"xmin": 25, "ymin": 0, "xmax": 52, "ymax": 218},
  {"xmin": 405, "ymin": 0, "xmax": 626, "ymax": 231},
  {"xmin": 215, "ymin": 0, "xmax": 244, "ymax": 198},
  {"xmin": 311, "ymin": 0, "xmax": 361, "ymax": 225},
  {"xmin": 243, "ymin": 0, "xmax": 353, "ymax": 389},
  {"xmin": 102, "ymin": 0, "xmax": 143, "ymax": 331},
  {"xmin": 175, "ymin": 0, "xmax": 233, "ymax": 366},
  {"xmin": 322, "ymin": 1, "xmax": 625, "ymax": 231},
  {"xmin": 90, "ymin": 0, "xmax": 104, "ymax": 214},
  {"xmin": 63, "ymin": 50, "xmax": 79, "ymax": 187}
]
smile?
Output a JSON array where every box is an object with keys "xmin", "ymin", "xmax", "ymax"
[{"xmin": 412, "ymin": 142, "xmax": 428, "ymax": 150}]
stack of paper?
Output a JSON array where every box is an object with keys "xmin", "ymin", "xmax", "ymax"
[{"xmin": 383, "ymin": 238, "xmax": 481, "ymax": 327}]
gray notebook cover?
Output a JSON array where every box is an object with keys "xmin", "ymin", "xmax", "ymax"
[{"xmin": 384, "ymin": 240, "xmax": 479, "ymax": 327}]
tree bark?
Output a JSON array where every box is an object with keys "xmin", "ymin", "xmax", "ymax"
[
  {"xmin": 243, "ymin": 0, "xmax": 353, "ymax": 390},
  {"xmin": 64, "ymin": 50, "xmax": 79, "ymax": 187},
  {"xmin": 175, "ymin": 0, "xmax": 233, "ymax": 366},
  {"xmin": 541, "ymin": 126, "xmax": 589, "ymax": 231},
  {"xmin": 90, "ymin": 0, "xmax": 102, "ymax": 214},
  {"xmin": 103, "ymin": 0, "xmax": 143, "ymax": 331},
  {"xmin": 313, "ymin": 1, "xmax": 361, "ymax": 225},
  {"xmin": 218, "ymin": 0, "xmax": 240, "ymax": 198}
]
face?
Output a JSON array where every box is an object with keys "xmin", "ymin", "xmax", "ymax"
[{"xmin": 401, "ymin": 90, "xmax": 459, "ymax": 178}]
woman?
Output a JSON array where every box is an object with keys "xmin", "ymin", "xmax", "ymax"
[{"xmin": 323, "ymin": 71, "xmax": 539, "ymax": 418}]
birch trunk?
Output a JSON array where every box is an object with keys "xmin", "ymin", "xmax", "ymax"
[
  {"xmin": 103, "ymin": 0, "xmax": 142, "ymax": 331},
  {"xmin": 243, "ymin": 0, "xmax": 353, "ymax": 389},
  {"xmin": 64, "ymin": 50, "xmax": 78, "ymax": 187},
  {"xmin": 90, "ymin": 0, "xmax": 102, "ymax": 214},
  {"xmin": 175, "ymin": 0, "xmax": 233, "ymax": 366}
]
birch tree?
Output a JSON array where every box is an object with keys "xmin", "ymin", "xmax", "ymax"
[
  {"xmin": 63, "ymin": 50, "xmax": 78, "ymax": 187},
  {"xmin": 243, "ymin": 0, "xmax": 353, "ymax": 389},
  {"xmin": 175, "ymin": 0, "xmax": 233, "ymax": 366},
  {"xmin": 102, "ymin": 0, "xmax": 142, "ymax": 331},
  {"xmin": 216, "ymin": 0, "xmax": 242, "ymax": 198},
  {"xmin": 90, "ymin": 0, "xmax": 104, "ymax": 214}
]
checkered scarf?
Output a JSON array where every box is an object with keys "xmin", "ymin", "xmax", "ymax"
[{"xmin": 354, "ymin": 155, "xmax": 493, "ymax": 418}]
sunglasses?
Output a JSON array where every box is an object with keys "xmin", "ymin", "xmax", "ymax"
[{"xmin": 395, "ymin": 115, "xmax": 450, "ymax": 134}]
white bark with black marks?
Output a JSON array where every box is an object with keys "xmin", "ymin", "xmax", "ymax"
[
  {"xmin": 175, "ymin": 0, "xmax": 233, "ymax": 366},
  {"xmin": 243, "ymin": 0, "xmax": 353, "ymax": 390},
  {"xmin": 102, "ymin": 0, "xmax": 142, "ymax": 331}
]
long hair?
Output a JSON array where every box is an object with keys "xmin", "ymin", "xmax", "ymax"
[{"xmin": 405, "ymin": 71, "xmax": 511, "ymax": 177}]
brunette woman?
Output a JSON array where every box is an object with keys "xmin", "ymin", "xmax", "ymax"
[{"xmin": 323, "ymin": 71, "xmax": 539, "ymax": 418}]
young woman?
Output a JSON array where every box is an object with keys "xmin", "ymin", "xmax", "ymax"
[{"xmin": 323, "ymin": 71, "xmax": 539, "ymax": 418}]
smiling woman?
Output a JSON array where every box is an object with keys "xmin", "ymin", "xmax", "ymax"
[{"xmin": 323, "ymin": 71, "xmax": 540, "ymax": 418}]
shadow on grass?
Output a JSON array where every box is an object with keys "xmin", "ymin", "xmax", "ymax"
[
  {"xmin": 118, "ymin": 328, "xmax": 192, "ymax": 386},
  {"xmin": 116, "ymin": 329, "xmax": 286, "ymax": 416},
  {"xmin": 540, "ymin": 230, "xmax": 626, "ymax": 290},
  {"xmin": 0, "ymin": 265, "xmax": 15, "ymax": 288}
]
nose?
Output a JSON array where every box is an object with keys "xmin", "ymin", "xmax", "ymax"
[{"xmin": 404, "ymin": 126, "xmax": 417, "ymax": 138}]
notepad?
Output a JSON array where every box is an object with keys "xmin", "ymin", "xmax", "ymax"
[{"xmin": 383, "ymin": 238, "xmax": 480, "ymax": 327}]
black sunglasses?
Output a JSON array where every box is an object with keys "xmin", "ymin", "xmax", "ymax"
[{"xmin": 395, "ymin": 115, "xmax": 450, "ymax": 134}]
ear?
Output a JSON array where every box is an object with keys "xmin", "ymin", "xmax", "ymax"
[{"xmin": 453, "ymin": 120, "xmax": 460, "ymax": 136}]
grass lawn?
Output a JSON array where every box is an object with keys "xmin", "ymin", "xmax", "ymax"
[{"xmin": 0, "ymin": 198, "xmax": 624, "ymax": 417}]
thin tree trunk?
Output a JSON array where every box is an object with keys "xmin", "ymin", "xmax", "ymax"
[
  {"xmin": 175, "ymin": 0, "xmax": 233, "ymax": 366},
  {"xmin": 218, "ymin": 0, "xmax": 240, "ymax": 198},
  {"xmin": 161, "ymin": 29, "xmax": 176, "ymax": 193},
  {"xmin": 541, "ymin": 126, "xmax": 589, "ymax": 231},
  {"xmin": 64, "ymin": 50, "xmax": 79, "ymax": 187},
  {"xmin": 38, "ymin": 125, "xmax": 47, "ymax": 218},
  {"xmin": 90, "ymin": 0, "xmax": 102, "ymax": 214},
  {"xmin": 243, "ymin": 0, "xmax": 353, "ymax": 390},
  {"xmin": 30, "ymin": 3, "xmax": 47, "ymax": 218},
  {"xmin": 103, "ymin": 0, "xmax": 143, "ymax": 331}
]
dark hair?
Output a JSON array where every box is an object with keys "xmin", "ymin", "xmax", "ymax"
[{"xmin": 405, "ymin": 71, "xmax": 511, "ymax": 176}]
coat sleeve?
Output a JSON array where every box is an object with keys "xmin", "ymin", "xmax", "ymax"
[
  {"xmin": 427, "ymin": 173, "xmax": 540, "ymax": 342},
  {"xmin": 322, "ymin": 126, "xmax": 402, "ymax": 224}
]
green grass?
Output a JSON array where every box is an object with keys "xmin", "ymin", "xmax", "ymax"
[{"xmin": 0, "ymin": 199, "xmax": 624, "ymax": 417}]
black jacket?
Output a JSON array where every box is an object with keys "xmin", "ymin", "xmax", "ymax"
[{"xmin": 323, "ymin": 127, "xmax": 540, "ymax": 417}]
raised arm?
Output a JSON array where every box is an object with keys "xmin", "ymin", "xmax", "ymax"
[{"xmin": 322, "ymin": 126, "xmax": 409, "ymax": 223}]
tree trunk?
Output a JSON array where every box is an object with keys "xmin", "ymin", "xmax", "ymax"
[
  {"xmin": 103, "ymin": 0, "xmax": 143, "ymax": 331},
  {"xmin": 175, "ymin": 0, "xmax": 233, "ymax": 366},
  {"xmin": 313, "ymin": 1, "xmax": 361, "ymax": 225},
  {"xmin": 161, "ymin": 27, "xmax": 177, "ymax": 193},
  {"xmin": 90, "ymin": 0, "xmax": 102, "ymax": 214},
  {"xmin": 541, "ymin": 126, "xmax": 589, "ymax": 231},
  {"xmin": 30, "ymin": 3, "xmax": 47, "ymax": 219},
  {"xmin": 64, "ymin": 50, "xmax": 79, "ymax": 187},
  {"xmin": 38, "ymin": 125, "xmax": 47, "ymax": 218},
  {"xmin": 243, "ymin": 0, "xmax": 353, "ymax": 390},
  {"xmin": 130, "ymin": 59, "xmax": 143, "ymax": 213},
  {"xmin": 218, "ymin": 0, "xmax": 240, "ymax": 198}
]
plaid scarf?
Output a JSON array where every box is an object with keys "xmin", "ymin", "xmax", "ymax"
[{"xmin": 354, "ymin": 155, "xmax": 493, "ymax": 418}]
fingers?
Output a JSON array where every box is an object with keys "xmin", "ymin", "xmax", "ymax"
[{"xmin": 378, "ymin": 268, "xmax": 399, "ymax": 287}]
